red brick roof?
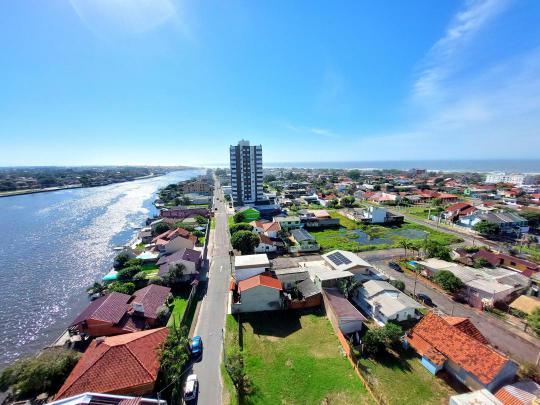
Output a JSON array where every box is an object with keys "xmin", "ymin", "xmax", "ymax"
[
  {"xmin": 262, "ymin": 221, "xmax": 281, "ymax": 232},
  {"xmin": 442, "ymin": 316, "xmax": 489, "ymax": 344},
  {"xmin": 54, "ymin": 328, "xmax": 168, "ymax": 399},
  {"xmin": 445, "ymin": 202, "xmax": 472, "ymax": 212},
  {"xmin": 238, "ymin": 275, "xmax": 282, "ymax": 292},
  {"xmin": 152, "ymin": 227, "xmax": 195, "ymax": 244},
  {"xmin": 407, "ymin": 312, "xmax": 509, "ymax": 385}
]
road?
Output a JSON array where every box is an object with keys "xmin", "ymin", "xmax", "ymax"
[
  {"xmin": 372, "ymin": 258, "xmax": 540, "ymax": 364},
  {"xmin": 191, "ymin": 177, "xmax": 232, "ymax": 405}
]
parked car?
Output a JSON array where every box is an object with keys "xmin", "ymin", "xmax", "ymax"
[
  {"xmin": 388, "ymin": 261, "xmax": 403, "ymax": 272},
  {"xmin": 191, "ymin": 335, "xmax": 203, "ymax": 357},
  {"xmin": 184, "ymin": 374, "xmax": 198, "ymax": 401},
  {"xmin": 417, "ymin": 293, "xmax": 434, "ymax": 306}
]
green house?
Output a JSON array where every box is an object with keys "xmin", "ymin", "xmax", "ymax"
[{"xmin": 237, "ymin": 206, "xmax": 260, "ymax": 221}]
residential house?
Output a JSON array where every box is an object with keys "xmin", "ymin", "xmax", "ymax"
[
  {"xmin": 344, "ymin": 206, "xmax": 404, "ymax": 224},
  {"xmin": 404, "ymin": 312, "xmax": 518, "ymax": 392},
  {"xmin": 151, "ymin": 228, "xmax": 196, "ymax": 254},
  {"xmin": 449, "ymin": 390, "xmax": 502, "ymax": 405},
  {"xmin": 70, "ymin": 285, "xmax": 171, "ymax": 337},
  {"xmin": 250, "ymin": 220, "xmax": 281, "ymax": 237},
  {"xmin": 509, "ymin": 295, "xmax": 540, "ymax": 316},
  {"xmin": 460, "ymin": 211, "xmax": 529, "ymax": 236},
  {"xmin": 50, "ymin": 393, "xmax": 165, "ymax": 405},
  {"xmin": 254, "ymin": 234, "xmax": 279, "ymax": 254},
  {"xmin": 273, "ymin": 215, "xmax": 302, "ymax": 231},
  {"xmin": 368, "ymin": 192, "xmax": 400, "ymax": 204},
  {"xmin": 353, "ymin": 280, "xmax": 423, "ymax": 325},
  {"xmin": 54, "ymin": 328, "xmax": 168, "ymax": 399},
  {"xmin": 233, "ymin": 253, "xmax": 270, "ymax": 281},
  {"xmin": 159, "ymin": 207, "xmax": 210, "ymax": 220},
  {"xmin": 317, "ymin": 193, "xmax": 337, "ymax": 206},
  {"xmin": 273, "ymin": 268, "xmax": 310, "ymax": 290},
  {"xmin": 415, "ymin": 258, "xmax": 529, "ymax": 305},
  {"xmin": 443, "ymin": 202, "xmax": 477, "ymax": 222},
  {"xmin": 299, "ymin": 209, "xmax": 340, "ymax": 228},
  {"xmin": 156, "ymin": 248, "xmax": 201, "ymax": 280},
  {"xmin": 322, "ymin": 250, "xmax": 374, "ymax": 278},
  {"xmin": 299, "ymin": 263, "xmax": 354, "ymax": 288},
  {"xmin": 137, "ymin": 227, "xmax": 153, "ymax": 244},
  {"xmin": 231, "ymin": 275, "xmax": 282, "ymax": 313},
  {"xmin": 289, "ymin": 228, "xmax": 320, "ymax": 253},
  {"xmin": 322, "ymin": 288, "xmax": 366, "ymax": 336}
]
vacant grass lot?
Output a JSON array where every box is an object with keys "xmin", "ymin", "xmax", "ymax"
[
  {"xmin": 310, "ymin": 212, "xmax": 462, "ymax": 252},
  {"xmin": 224, "ymin": 311, "xmax": 373, "ymax": 405},
  {"xmin": 167, "ymin": 296, "xmax": 188, "ymax": 328},
  {"xmin": 358, "ymin": 350, "xmax": 458, "ymax": 405}
]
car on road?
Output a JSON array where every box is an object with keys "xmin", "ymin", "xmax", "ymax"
[
  {"xmin": 388, "ymin": 261, "xmax": 403, "ymax": 272},
  {"xmin": 417, "ymin": 293, "xmax": 434, "ymax": 306},
  {"xmin": 190, "ymin": 335, "xmax": 203, "ymax": 357},
  {"xmin": 184, "ymin": 374, "xmax": 198, "ymax": 401}
]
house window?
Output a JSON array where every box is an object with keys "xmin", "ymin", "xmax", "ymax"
[{"xmin": 510, "ymin": 261, "xmax": 516, "ymax": 266}]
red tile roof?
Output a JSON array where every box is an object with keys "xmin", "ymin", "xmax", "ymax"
[
  {"xmin": 407, "ymin": 312, "xmax": 510, "ymax": 385},
  {"xmin": 129, "ymin": 285, "xmax": 171, "ymax": 320},
  {"xmin": 152, "ymin": 227, "xmax": 195, "ymax": 244},
  {"xmin": 258, "ymin": 234, "xmax": 276, "ymax": 246},
  {"xmin": 262, "ymin": 221, "xmax": 281, "ymax": 232},
  {"xmin": 442, "ymin": 316, "xmax": 489, "ymax": 344},
  {"xmin": 54, "ymin": 328, "xmax": 168, "ymax": 399},
  {"xmin": 238, "ymin": 275, "xmax": 282, "ymax": 292},
  {"xmin": 445, "ymin": 202, "xmax": 472, "ymax": 212}
]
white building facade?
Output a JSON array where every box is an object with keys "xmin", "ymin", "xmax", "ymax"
[{"xmin": 230, "ymin": 140, "xmax": 264, "ymax": 206}]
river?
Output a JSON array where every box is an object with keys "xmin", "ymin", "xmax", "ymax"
[{"xmin": 0, "ymin": 169, "xmax": 204, "ymax": 367}]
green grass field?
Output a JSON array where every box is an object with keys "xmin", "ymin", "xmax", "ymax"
[
  {"xmin": 167, "ymin": 296, "xmax": 188, "ymax": 328},
  {"xmin": 224, "ymin": 311, "xmax": 372, "ymax": 405},
  {"xmin": 358, "ymin": 350, "xmax": 458, "ymax": 404},
  {"xmin": 310, "ymin": 212, "xmax": 462, "ymax": 252},
  {"xmin": 210, "ymin": 217, "xmax": 216, "ymax": 229}
]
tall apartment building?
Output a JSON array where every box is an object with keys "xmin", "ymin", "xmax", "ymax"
[
  {"xmin": 485, "ymin": 172, "xmax": 535, "ymax": 186},
  {"xmin": 230, "ymin": 140, "xmax": 264, "ymax": 206}
]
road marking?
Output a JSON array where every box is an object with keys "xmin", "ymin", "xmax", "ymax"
[{"xmin": 219, "ymin": 265, "xmax": 223, "ymax": 272}]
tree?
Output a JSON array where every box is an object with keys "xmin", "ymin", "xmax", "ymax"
[
  {"xmin": 337, "ymin": 278, "xmax": 361, "ymax": 299},
  {"xmin": 230, "ymin": 223, "xmax": 254, "ymax": 234},
  {"xmin": 520, "ymin": 210, "xmax": 540, "ymax": 229},
  {"xmin": 195, "ymin": 215, "xmax": 208, "ymax": 225},
  {"xmin": 389, "ymin": 279, "xmax": 405, "ymax": 292},
  {"xmin": 154, "ymin": 222, "xmax": 171, "ymax": 235},
  {"xmin": 86, "ymin": 281, "xmax": 105, "ymax": 297},
  {"xmin": 113, "ymin": 251, "xmax": 130, "ymax": 270},
  {"xmin": 381, "ymin": 322, "xmax": 403, "ymax": 346},
  {"xmin": 155, "ymin": 304, "xmax": 171, "ymax": 326},
  {"xmin": 473, "ymin": 220, "xmax": 500, "ymax": 236},
  {"xmin": 340, "ymin": 196, "xmax": 356, "ymax": 208},
  {"xmin": 473, "ymin": 258, "xmax": 492, "ymax": 268},
  {"xmin": 348, "ymin": 169, "xmax": 361, "ymax": 181},
  {"xmin": 263, "ymin": 174, "xmax": 276, "ymax": 183},
  {"xmin": 106, "ymin": 281, "xmax": 135, "ymax": 295},
  {"xmin": 362, "ymin": 322, "xmax": 403, "ymax": 356},
  {"xmin": 0, "ymin": 348, "xmax": 80, "ymax": 399},
  {"xmin": 159, "ymin": 326, "xmax": 190, "ymax": 402},
  {"xmin": 398, "ymin": 239, "xmax": 411, "ymax": 257},
  {"xmin": 528, "ymin": 307, "xmax": 540, "ymax": 337},
  {"xmin": 432, "ymin": 270, "xmax": 464, "ymax": 292},
  {"xmin": 180, "ymin": 196, "xmax": 192, "ymax": 206},
  {"xmin": 422, "ymin": 239, "xmax": 451, "ymax": 260},
  {"xmin": 231, "ymin": 231, "xmax": 259, "ymax": 254},
  {"xmin": 225, "ymin": 351, "xmax": 252, "ymax": 402},
  {"xmin": 233, "ymin": 211, "xmax": 246, "ymax": 223},
  {"xmin": 327, "ymin": 198, "xmax": 340, "ymax": 208},
  {"xmin": 431, "ymin": 198, "xmax": 443, "ymax": 207},
  {"xmin": 132, "ymin": 271, "xmax": 149, "ymax": 288},
  {"xmin": 162, "ymin": 263, "xmax": 187, "ymax": 286},
  {"xmin": 117, "ymin": 265, "xmax": 142, "ymax": 281}
]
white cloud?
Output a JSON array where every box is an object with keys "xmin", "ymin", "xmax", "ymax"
[
  {"xmin": 283, "ymin": 123, "xmax": 340, "ymax": 138},
  {"xmin": 413, "ymin": 0, "xmax": 510, "ymax": 100}
]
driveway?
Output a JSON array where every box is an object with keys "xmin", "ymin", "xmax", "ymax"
[{"xmin": 373, "ymin": 259, "xmax": 540, "ymax": 363}]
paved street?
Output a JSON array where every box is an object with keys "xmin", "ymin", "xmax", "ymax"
[
  {"xmin": 191, "ymin": 178, "xmax": 232, "ymax": 405},
  {"xmin": 373, "ymin": 259, "xmax": 540, "ymax": 364}
]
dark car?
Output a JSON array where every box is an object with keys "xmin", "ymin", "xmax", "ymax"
[
  {"xmin": 190, "ymin": 335, "xmax": 203, "ymax": 357},
  {"xmin": 417, "ymin": 293, "xmax": 434, "ymax": 306},
  {"xmin": 388, "ymin": 262, "xmax": 403, "ymax": 272}
]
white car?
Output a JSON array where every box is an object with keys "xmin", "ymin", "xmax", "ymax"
[{"xmin": 184, "ymin": 374, "xmax": 198, "ymax": 401}]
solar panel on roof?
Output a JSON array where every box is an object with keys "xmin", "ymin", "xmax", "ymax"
[{"xmin": 327, "ymin": 251, "xmax": 351, "ymax": 266}]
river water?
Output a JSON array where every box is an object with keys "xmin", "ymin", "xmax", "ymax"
[{"xmin": 0, "ymin": 169, "xmax": 203, "ymax": 367}]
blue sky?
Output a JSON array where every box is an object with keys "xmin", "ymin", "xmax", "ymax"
[{"xmin": 1, "ymin": 0, "xmax": 540, "ymax": 166}]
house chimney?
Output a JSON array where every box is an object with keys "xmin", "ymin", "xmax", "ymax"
[{"xmin": 133, "ymin": 302, "xmax": 145, "ymax": 314}]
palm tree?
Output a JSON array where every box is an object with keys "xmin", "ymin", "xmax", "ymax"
[
  {"xmin": 86, "ymin": 282, "xmax": 105, "ymax": 297},
  {"xmin": 398, "ymin": 239, "xmax": 411, "ymax": 257},
  {"xmin": 337, "ymin": 278, "xmax": 361, "ymax": 299}
]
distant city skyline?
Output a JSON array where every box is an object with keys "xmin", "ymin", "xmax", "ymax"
[{"xmin": 2, "ymin": 1, "xmax": 540, "ymax": 166}]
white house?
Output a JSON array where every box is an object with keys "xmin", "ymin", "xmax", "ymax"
[
  {"xmin": 322, "ymin": 250, "xmax": 374, "ymax": 276},
  {"xmin": 354, "ymin": 280, "xmax": 423, "ymax": 325},
  {"xmin": 234, "ymin": 254, "xmax": 270, "ymax": 281},
  {"xmin": 231, "ymin": 275, "xmax": 282, "ymax": 313},
  {"xmin": 254, "ymin": 234, "xmax": 278, "ymax": 254}
]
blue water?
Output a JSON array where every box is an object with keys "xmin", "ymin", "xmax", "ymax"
[
  {"xmin": 346, "ymin": 228, "xmax": 428, "ymax": 246},
  {"xmin": 0, "ymin": 169, "xmax": 203, "ymax": 367}
]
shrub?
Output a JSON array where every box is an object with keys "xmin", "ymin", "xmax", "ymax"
[
  {"xmin": 155, "ymin": 304, "xmax": 171, "ymax": 326},
  {"xmin": 432, "ymin": 270, "xmax": 464, "ymax": 292},
  {"xmin": 113, "ymin": 251, "xmax": 130, "ymax": 270},
  {"xmin": 233, "ymin": 211, "xmax": 247, "ymax": 223},
  {"xmin": 528, "ymin": 307, "xmax": 540, "ymax": 337},
  {"xmin": 154, "ymin": 222, "xmax": 171, "ymax": 235},
  {"xmin": 0, "ymin": 348, "xmax": 80, "ymax": 399},
  {"xmin": 473, "ymin": 220, "xmax": 499, "ymax": 236},
  {"xmin": 117, "ymin": 265, "xmax": 142, "ymax": 281},
  {"xmin": 389, "ymin": 279, "xmax": 405, "ymax": 292},
  {"xmin": 230, "ymin": 223, "xmax": 254, "ymax": 234},
  {"xmin": 231, "ymin": 231, "xmax": 260, "ymax": 255},
  {"xmin": 107, "ymin": 281, "xmax": 135, "ymax": 295}
]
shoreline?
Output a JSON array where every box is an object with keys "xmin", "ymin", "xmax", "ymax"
[{"xmin": 0, "ymin": 173, "xmax": 165, "ymax": 199}]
